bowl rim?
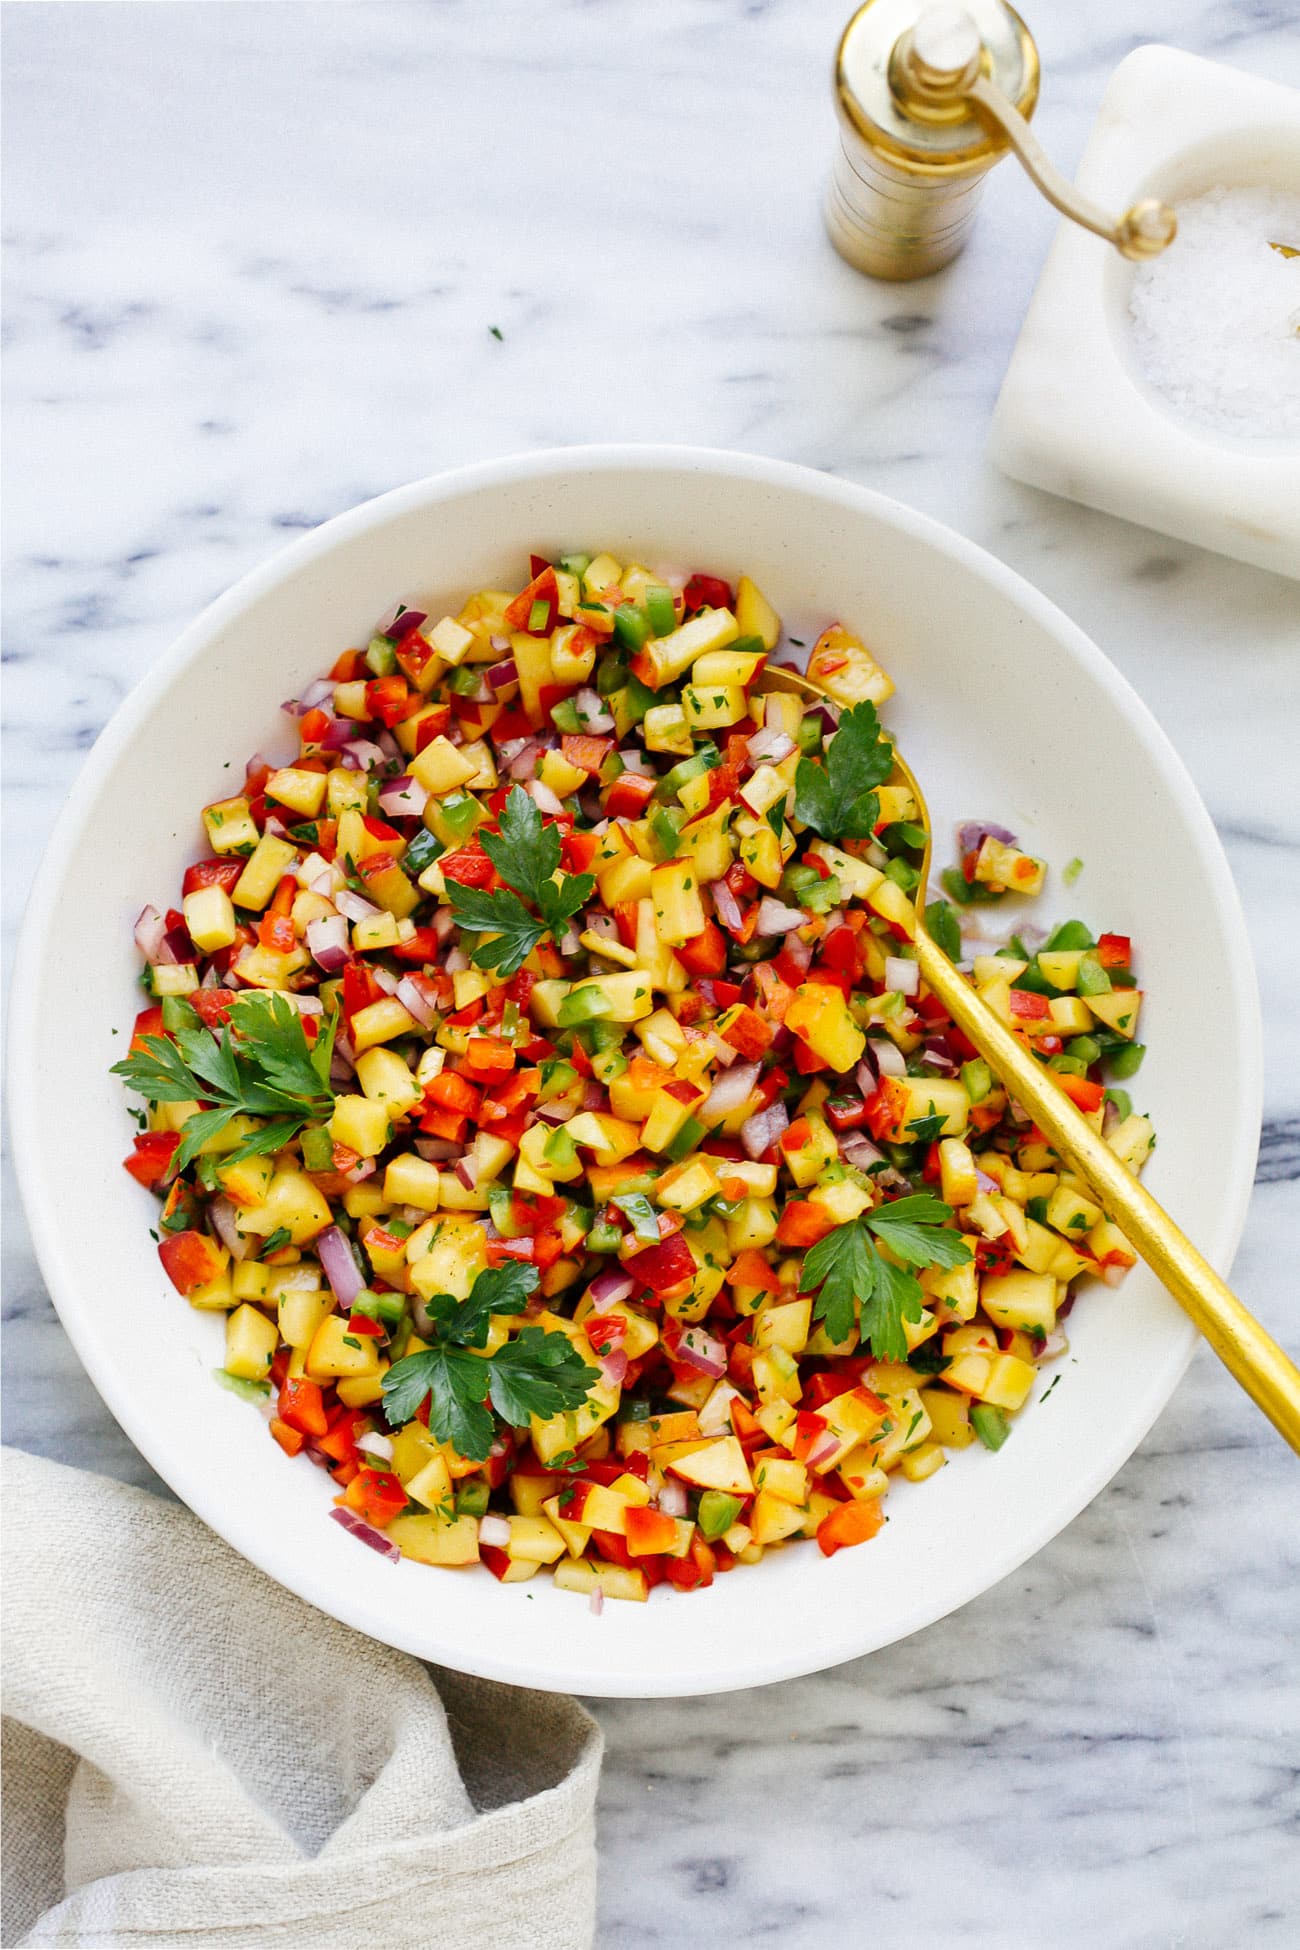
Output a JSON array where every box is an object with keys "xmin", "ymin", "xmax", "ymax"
[{"xmin": 7, "ymin": 443, "xmax": 1263, "ymax": 1694}]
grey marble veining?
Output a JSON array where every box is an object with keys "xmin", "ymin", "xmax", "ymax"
[{"xmin": 3, "ymin": 5, "xmax": 1298, "ymax": 1945}]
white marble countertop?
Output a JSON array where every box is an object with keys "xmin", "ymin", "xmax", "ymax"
[{"xmin": 4, "ymin": 4, "xmax": 1298, "ymax": 1945}]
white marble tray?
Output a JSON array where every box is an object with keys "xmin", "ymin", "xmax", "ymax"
[{"xmin": 991, "ymin": 45, "xmax": 1300, "ymax": 580}]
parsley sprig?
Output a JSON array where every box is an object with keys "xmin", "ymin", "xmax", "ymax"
[
  {"xmin": 798, "ymin": 1194, "xmax": 973, "ymax": 1360},
  {"xmin": 793, "ymin": 700, "xmax": 895, "ymax": 842},
  {"xmin": 445, "ymin": 785, "xmax": 594, "ymax": 978},
  {"xmin": 381, "ymin": 1263, "xmax": 599, "ymax": 1461},
  {"xmin": 111, "ymin": 992, "xmax": 336, "ymax": 1173}
]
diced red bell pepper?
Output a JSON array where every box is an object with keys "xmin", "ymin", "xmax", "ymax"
[
  {"xmin": 504, "ymin": 566, "xmax": 559, "ymax": 635},
  {"xmin": 182, "ymin": 856, "xmax": 244, "ymax": 897},
  {"xmin": 604, "ymin": 772, "xmax": 657, "ymax": 820},
  {"xmin": 560, "ymin": 733, "xmax": 613, "ymax": 777},
  {"xmin": 269, "ymin": 1418, "xmax": 305, "ymax": 1457},
  {"xmin": 346, "ymin": 1313, "xmax": 386, "ymax": 1338},
  {"xmin": 560, "ymin": 829, "xmax": 600, "ymax": 875},
  {"xmin": 463, "ymin": 1035, "xmax": 516, "ymax": 1079},
  {"xmin": 343, "ymin": 1467, "xmax": 408, "ymax": 1529},
  {"xmin": 1057, "ymin": 1071, "xmax": 1106, "ymax": 1113},
  {"xmin": 129, "ymin": 1005, "xmax": 167, "ymax": 1053},
  {"xmin": 123, "ymin": 1130, "xmax": 181, "ymax": 1188},
  {"xmin": 725, "ymin": 1248, "xmax": 780, "ymax": 1293},
  {"xmin": 426, "ymin": 1070, "xmax": 482, "ymax": 1118},
  {"xmin": 775, "ymin": 1201, "xmax": 835, "ymax": 1247},
  {"xmin": 363, "ymin": 674, "xmax": 411, "ymax": 727},
  {"xmin": 624, "ymin": 1231, "xmax": 696, "ymax": 1295},
  {"xmin": 157, "ymin": 1230, "xmax": 226, "ymax": 1296},
  {"xmin": 318, "ymin": 1406, "xmax": 368, "ymax": 1463},
  {"xmin": 683, "ymin": 573, "xmax": 734, "ymax": 614},
  {"xmin": 751, "ymin": 964, "xmax": 793, "ymax": 1023},
  {"xmin": 1096, "ymin": 933, "xmax": 1133, "ymax": 970},
  {"xmin": 816, "ymin": 1499, "xmax": 885, "ymax": 1558},
  {"xmin": 625, "ymin": 1507, "xmax": 682, "ymax": 1557},
  {"xmin": 804, "ymin": 1372, "xmax": 858, "ymax": 1410},
  {"xmin": 1009, "ymin": 988, "xmax": 1050, "ymax": 1021},
  {"xmin": 190, "ymin": 987, "xmax": 238, "ymax": 1029},
  {"xmin": 439, "ymin": 842, "xmax": 496, "ymax": 888},
  {"xmin": 278, "ymin": 1375, "xmax": 330, "ymax": 1439},
  {"xmin": 664, "ymin": 1534, "xmax": 717, "ymax": 1590},
  {"xmin": 674, "ymin": 920, "xmax": 728, "ymax": 978},
  {"xmin": 342, "ymin": 958, "xmax": 385, "ymax": 1023},
  {"xmin": 864, "ymin": 1075, "xmax": 911, "ymax": 1143},
  {"xmin": 824, "ymin": 1093, "xmax": 869, "ymax": 1134}
]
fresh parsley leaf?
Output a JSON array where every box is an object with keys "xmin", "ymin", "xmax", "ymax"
[
  {"xmin": 443, "ymin": 1260, "xmax": 539, "ymax": 1348},
  {"xmin": 904, "ymin": 1111, "xmax": 947, "ymax": 1144},
  {"xmin": 449, "ymin": 787, "xmax": 594, "ymax": 976},
  {"xmin": 379, "ymin": 1264, "xmax": 596, "ymax": 1460},
  {"xmin": 260, "ymin": 1226, "xmax": 292, "ymax": 1256},
  {"xmin": 866, "ymin": 1193, "xmax": 972, "ymax": 1270},
  {"xmin": 793, "ymin": 701, "xmax": 894, "ymax": 843},
  {"xmin": 384, "ymin": 1344, "xmax": 496, "ymax": 1458},
  {"xmin": 798, "ymin": 1195, "xmax": 972, "ymax": 1360},
  {"xmin": 445, "ymin": 883, "xmax": 546, "ymax": 977},
  {"xmin": 111, "ymin": 992, "xmax": 335, "ymax": 1171},
  {"xmin": 486, "ymin": 1326, "xmax": 599, "ymax": 1427}
]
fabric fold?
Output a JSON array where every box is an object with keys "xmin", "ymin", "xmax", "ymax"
[{"xmin": 2, "ymin": 1447, "xmax": 601, "ymax": 1949}]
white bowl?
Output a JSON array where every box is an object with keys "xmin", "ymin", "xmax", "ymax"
[{"xmin": 8, "ymin": 446, "xmax": 1261, "ymax": 1697}]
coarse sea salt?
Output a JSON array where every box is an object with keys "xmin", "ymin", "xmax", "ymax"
[{"xmin": 1128, "ymin": 184, "xmax": 1300, "ymax": 441}]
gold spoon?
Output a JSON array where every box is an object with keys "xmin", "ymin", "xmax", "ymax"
[{"xmin": 758, "ymin": 667, "xmax": 1300, "ymax": 1452}]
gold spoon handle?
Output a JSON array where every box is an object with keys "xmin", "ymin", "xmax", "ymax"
[{"xmin": 914, "ymin": 926, "xmax": 1300, "ymax": 1451}]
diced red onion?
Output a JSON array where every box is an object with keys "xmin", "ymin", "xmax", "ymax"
[
  {"xmin": 209, "ymin": 1197, "xmax": 251, "ymax": 1261},
  {"xmin": 741, "ymin": 1099, "xmax": 788, "ymax": 1159},
  {"xmin": 705, "ymin": 1061, "xmax": 760, "ymax": 1119},
  {"xmin": 535, "ymin": 1101, "xmax": 571, "ymax": 1127},
  {"xmin": 443, "ymin": 943, "xmax": 469, "ymax": 974},
  {"xmin": 489, "ymin": 633, "xmax": 512, "ymax": 653},
  {"xmin": 334, "ymin": 1030, "xmax": 356, "ymax": 1066},
  {"xmin": 746, "ymin": 727, "xmax": 794, "ymax": 763},
  {"xmin": 526, "ymin": 779, "xmax": 565, "ymax": 815},
  {"xmin": 755, "ymin": 898, "xmax": 809, "ymax": 935},
  {"xmin": 486, "ymin": 657, "xmax": 519, "ymax": 692},
  {"xmin": 1007, "ymin": 1098, "xmax": 1032, "ymax": 1127},
  {"xmin": 674, "ymin": 1326, "xmax": 728, "ymax": 1379},
  {"xmin": 335, "ymin": 888, "xmax": 381, "ymax": 923},
  {"xmin": 810, "ymin": 701, "xmax": 840, "ymax": 733},
  {"xmin": 455, "ymin": 1157, "xmax": 478, "ymax": 1191},
  {"xmin": 344, "ymin": 1157, "xmax": 377, "ymax": 1185},
  {"xmin": 378, "ymin": 775, "xmax": 429, "ymax": 818},
  {"xmin": 805, "ymin": 1430, "xmax": 842, "ymax": 1471},
  {"xmin": 200, "ymin": 965, "xmax": 220, "ymax": 989},
  {"xmin": 371, "ymin": 965, "xmax": 401, "ymax": 996},
  {"xmin": 706, "ymin": 1031, "xmax": 738, "ymax": 1067},
  {"xmin": 884, "ymin": 956, "xmax": 919, "ymax": 997},
  {"xmin": 658, "ymin": 1480, "xmax": 689, "ymax": 1518},
  {"xmin": 710, "ymin": 879, "xmax": 744, "ymax": 933},
  {"xmin": 432, "ymin": 906, "xmax": 457, "ymax": 940},
  {"xmin": 589, "ymin": 1585, "xmax": 605, "ymax": 1617},
  {"xmin": 589, "ymin": 1269, "xmax": 635, "ymax": 1312},
  {"xmin": 922, "ymin": 1039, "xmax": 957, "ymax": 1072},
  {"xmin": 316, "ymin": 1225, "xmax": 364, "ymax": 1308},
  {"xmin": 389, "ymin": 608, "xmax": 428, "ymax": 640},
  {"xmin": 263, "ymin": 814, "xmax": 289, "ymax": 840},
  {"xmin": 497, "ymin": 736, "xmax": 533, "ymax": 764},
  {"xmin": 306, "ymin": 915, "xmax": 349, "ymax": 972},
  {"xmin": 356, "ymin": 1432, "xmax": 394, "ymax": 1461},
  {"xmin": 617, "ymin": 747, "xmax": 655, "ymax": 776},
  {"xmin": 340, "ymin": 739, "xmax": 387, "ymax": 772},
  {"xmin": 582, "ymin": 1080, "xmax": 604, "ymax": 1112},
  {"xmin": 479, "ymin": 1514, "xmax": 512, "ymax": 1549},
  {"xmin": 282, "ymin": 676, "xmax": 336, "ymax": 716},
  {"xmin": 866, "ymin": 840, "xmax": 890, "ymax": 871},
  {"xmin": 957, "ymin": 821, "xmax": 1017, "ymax": 854},
  {"xmin": 415, "ymin": 1137, "xmax": 459, "ymax": 1162},
  {"xmin": 583, "ymin": 909, "xmax": 618, "ymax": 940},
  {"xmin": 329, "ymin": 1507, "xmax": 400, "ymax": 1561},
  {"xmin": 870, "ymin": 1037, "xmax": 906, "ymax": 1078},
  {"xmin": 133, "ymin": 905, "xmax": 174, "ymax": 965},
  {"xmin": 321, "ymin": 716, "xmax": 359, "ymax": 751},
  {"xmin": 396, "ymin": 975, "xmax": 437, "ymax": 1028},
  {"xmin": 840, "ymin": 1134, "xmax": 884, "ymax": 1171},
  {"xmin": 559, "ymin": 926, "xmax": 582, "ymax": 957},
  {"xmin": 508, "ymin": 741, "xmax": 542, "ymax": 782},
  {"xmin": 245, "ymin": 751, "xmax": 273, "ymax": 782},
  {"xmin": 598, "ymin": 1349, "xmax": 630, "ymax": 1388},
  {"xmin": 780, "ymin": 930, "xmax": 812, "ymax": 975},
  {"xmin": 574, "ymin": 688, "xmax": 614, "ymax": 733},
  {"xmin": 1040, "ymin": 1329, "xmax": 1069, "ymax": 1361},
  {"xmin": 975, "ymin": 1168, "xmax": 1000, "ymax": 1194}
]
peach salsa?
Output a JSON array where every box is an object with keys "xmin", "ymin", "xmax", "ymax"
[{"xmin": 114, "ymin": 552, "xmax": 1152, "ymax": 1607}]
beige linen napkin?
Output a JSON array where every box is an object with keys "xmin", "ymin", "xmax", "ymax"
[{"xmin": 2, "ymin": 1447, "xmax": 602, "ymax": 1949}]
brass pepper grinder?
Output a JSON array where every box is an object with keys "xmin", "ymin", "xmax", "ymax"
[{"xmin": 826, "ymin": 0, "xmax": 1177, "ymax": 281}]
